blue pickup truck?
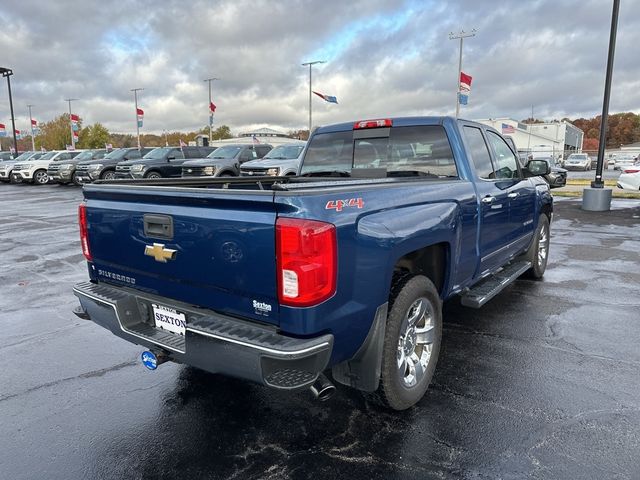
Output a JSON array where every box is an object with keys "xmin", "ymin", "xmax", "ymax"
[{"xmin": 73, "ymin": 117, "xmax": 553, "ymax": 410}]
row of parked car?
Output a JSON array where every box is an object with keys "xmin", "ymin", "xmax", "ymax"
[{"xmin": 0, "ymin": 141, "xmax": 307, "ymax": 186}]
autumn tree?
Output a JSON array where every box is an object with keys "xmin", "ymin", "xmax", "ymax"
[
  {"xmin": 77, "ymin": 123, "xmax": 110, "ymax": 149},
  {"xmin": 38, "ymin": 113, "xmax": 80, "ymax": 150}
]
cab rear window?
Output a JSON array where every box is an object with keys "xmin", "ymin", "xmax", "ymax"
[{"xmin": 300, "ymin": 125, "xmax": 457, "ymax": 178}]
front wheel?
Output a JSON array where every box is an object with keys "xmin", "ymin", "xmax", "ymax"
[
  {"xmin": 145, "ymin": 172, "xmax": 162, "ymax": 179},
  {"xmin": 525, "ymin": 214, "xmax": 550, "ymax": 279},
  {"xmin": 33, "ymin": 169, "xmax": 49, "ymax": 185},
  {"xmin": 100, "ymin": 170, "xmax": 116, "ymax": 180},
  {"xmin": 370, "ymin": 274, "xmax": 442, "ymax": 410},
  {"xmin": 72, "ymin": 172, "xmax": 83, "ymax": 186}
]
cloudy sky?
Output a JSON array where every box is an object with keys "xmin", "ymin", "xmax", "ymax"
[{"xmin": 0, "ymin": 0, "xmax": 638, "ymax": 136}]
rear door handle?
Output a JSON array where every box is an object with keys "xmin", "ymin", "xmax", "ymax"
[
  {"xmin": 507, "ymin": 192, "xmax": 519, "ymax": 199},
  {"xmin": 481, "ymin": 196, "xmax": 495, "ymax": 204}
]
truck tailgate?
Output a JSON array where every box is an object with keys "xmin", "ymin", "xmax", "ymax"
[{"xmin": 83, "ymin": 185, "xmax": 280, "ymax": 326}]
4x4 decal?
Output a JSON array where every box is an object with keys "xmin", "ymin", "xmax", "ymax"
[{"xmin": 325, "ymin": 198, "xmax": 364, "ymax": 212}]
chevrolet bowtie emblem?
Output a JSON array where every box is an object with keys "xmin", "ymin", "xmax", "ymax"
[{"xmin": 144, "ymin": 243, "xmax": 177, "ymax": 263}]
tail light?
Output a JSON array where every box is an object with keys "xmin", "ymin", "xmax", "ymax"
[
  {"xmin": 623, "ymin": 168, "xmax": 640, "ymax": 174},
  {"xmin": 78, "ymin": 203, "xmax": 92, "ymax": 261},
  {"xmin": 276, "ymin": 218, "xmax": 336, "ymax": 307}
]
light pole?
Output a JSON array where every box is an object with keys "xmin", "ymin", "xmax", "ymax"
[
  {"xmin": 448, "ymin": 29, "xmax": 476, "ymax": 118},
  {"xmin": 65, "ymin": 98, "xmax": 78, "ymax": 149},
  {"xmin": 583, "ymin": 0, "xmax": 620, "ymax": 212},
  {"xmin": 131, "ymin": 87, "xmax": 144, "ymax": 149},
  {"xmin": 301, "ymin": 60, "xmax": 326, "ymax": 135},
  {"xmin": 27, "ymin": 104, "xmax": 35, "ymax": 151},
  {"xmin": 203, "ymin": 77, "xmax": 219, "ymax": 142},
  {"xmin": 0, "ymin": 67, "xmax": 19, "ymax": 154}
]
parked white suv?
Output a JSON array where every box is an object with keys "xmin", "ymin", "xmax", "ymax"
[
  {"xmin": 12, "ymin": 150, "xmax": 81, "ymax": 185},
  {"xmin": 0, "ymin": 151, "xmax": 46, "ymax": 182}
]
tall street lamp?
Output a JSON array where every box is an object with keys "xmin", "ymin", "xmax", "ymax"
[
  {"xmin": 583, "ymin": 0, "xmax": 620, "ymax": 212},
  {"xmin": 27, "ymin": 104, "xmax": 36, "ymax": 151},
  {"xmin": 204, "ymin": 77, "xmax": 219, "ymax": 143},
  {"xmin": 131, "ymin": 87, "xmax": 144, "ymax": 149},
  {"xmin": 448, "ymin": 29, "xmax": 476, "ymax": 118},
  {"xmin": 0, "ymin": 67, "xmax": 19, "ymax": 154},
  {"xmin": 65, "ymin": 98, "xmax": 79, "ymax": 149},
  {"xmin": 301, "ymin": 60, "xmax": 326, "ymax": 135}
]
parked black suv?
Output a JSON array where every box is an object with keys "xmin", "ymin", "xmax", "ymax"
[
  {"xmin": 181, "ymin": 144, "xmax": 272, "ymax": 178},
  {"xmin": 75, "ymin": 147, "xmax": 152, "ymax": 183},
  {"xmin": 115, "ymin": 146, "xmax": 215, "ymax": 179}
]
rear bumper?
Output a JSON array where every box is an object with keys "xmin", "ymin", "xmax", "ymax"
[{"xmin": 73, "ymin": 281, "xmax": 333, "ymax": 391}]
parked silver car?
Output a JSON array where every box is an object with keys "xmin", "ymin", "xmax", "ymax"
[{"xmin": 240, "ymin": 142, "xmax": 306, "ymax": 177}]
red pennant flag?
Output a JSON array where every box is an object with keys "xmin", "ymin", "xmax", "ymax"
[
  {"xmin": 209, "ymin": 102, "xmax": 216, "ymax": 114},
  {"xmin": 70, "ymin": 114, "xmax": 80, "ymax": 122},
  {"xmin": 136, "ymin": 108, "xmax": 144, "ymax": 116},
  {"xmin": 459, "ymin": 72, "xmax": 472, "ymax": 92}
]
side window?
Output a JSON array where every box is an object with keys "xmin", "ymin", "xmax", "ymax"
[
  {"xmin": 126, "ymin": 150, "xmax": 141, "ymax": 159},
  {"xmin": 171, "ymin": 149, "xmax": 185, "ymax": 159},
  {"xmin": 486, "ymin": 132, "xmax": 519, "ymax": 179},
  {"xmin": 239, "ymin": 150, "xmax": 251, "ymax": 162},
  {"xmin": 463, "ymin": 126, "xmax": 495, "ymax": 179},
  {"xmin": 184, "ymin": 148, "xmax": 201, "ymax": 159},
  {"xmin": 257, "ymin": 146, "xmax": 271, "ymax": 158},
  {"xmin": 59, "ymin": 153, "xmax": 71, "ymax": 160}
]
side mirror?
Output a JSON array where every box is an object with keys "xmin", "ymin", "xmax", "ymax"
[{"xmin": 526, "ymin": 159, "xmax": 551, "ymax": 176}]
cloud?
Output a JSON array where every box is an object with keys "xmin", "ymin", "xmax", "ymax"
[{"xmin": 0, "ymin": 0, "xmax": 638, "ymax": 138}]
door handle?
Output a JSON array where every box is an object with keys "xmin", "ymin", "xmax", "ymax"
[
  {"xmin": 143, "ymin": 214, "xmax": 174, "ymax": 239},
  {"xmin": 507, "ymin": 192, "xmax": 519, "ymax": 199},
  {"xmin": 481, "ymin": 196, "xmax": 495, "ymax": 204}
]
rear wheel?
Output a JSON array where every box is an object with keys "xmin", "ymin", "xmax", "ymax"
[
  {"xmin": 369, "ymin": 274, "xmax": 442, "ymax": 410},
  {"xmin": 33, "ymin": 169, "xmax": 49, "ymax": 185},
  {"xmin": 525, "ymin": 214, "xmax": 550, "ymax": 279}
]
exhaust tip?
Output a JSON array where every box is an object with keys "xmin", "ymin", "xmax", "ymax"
[{"xmin": 310, "ymin": 374, "xmax": 336, "ymax": 401}]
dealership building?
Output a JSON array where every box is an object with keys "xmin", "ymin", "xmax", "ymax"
[{"xmin": 476, "ymin": 118, "xmax": 584, "ymax": 156}]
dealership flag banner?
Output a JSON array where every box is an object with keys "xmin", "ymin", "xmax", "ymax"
[
  {"xmin": 209, "ymin": 101, "xmax": 216, "ymax": 126},
  {"xmin": 15, "ymin": 129, "xmax": 22, "ymax": 140},
  {"xmin": 137, "ymin": 108, "xmax": 144, "ymax": 128},
  {"xmin": 312, "ymin": 91, "xmax": 338, "ymax": 104},
  {"xmin": 70, "ymin": 113, "xmax": 80, "ymax": 132},
  {"xmin": 31, "ymin": 119, "xmax": 40, "ymax": 135},
  {"xmin": 0, "ymin": 123, "xmax": 5, "ymax": 137},
  {"xmin": 502, "ymin": 123, "xmax": 515, "ymax": 134},
  {"xmin": 458, "ymin": 72, "xmax": 472, "ymax": 106}
]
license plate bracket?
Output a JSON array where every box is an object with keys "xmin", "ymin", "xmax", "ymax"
[{"xmin": 152, "ymin": 303, "xmax": 186, "ymax": 336}]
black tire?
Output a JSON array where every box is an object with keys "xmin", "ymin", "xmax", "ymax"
[
  {"xmin": 33, "ymin": 169, "xmax": 49, "ymax": 185},
  {"xmin": 219, "ymin": 172, "xmax": 234, "ymax": 177},
  {"xmin": 525, "ymin": 214, "xmax": 550, "ymax": 279},
  {"xmin": 9, "ymin": 172, "xmax": 20, "ymax": 184},
  {"xmin": 145, "ymin": 172, "xmax": 162, "ymax": 179},
  {"xmin": 100, "ymin": 170, "xmax": 116, "ymax": 180},
  {"xmin": 370, "ymin": 274, "xmax": 443, "ymax": 411},
  {"xmin": 72, "ymin": 172, "xmax": 82, "ymax": 186}
]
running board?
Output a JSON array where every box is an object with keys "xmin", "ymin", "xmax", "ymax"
[{"xmin": 460, "ymin": 261, "xmax": 532, "ymax": 308}]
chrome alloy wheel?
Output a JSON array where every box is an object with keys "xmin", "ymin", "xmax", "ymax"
[
  {"xmin": 397, "ymin": 297, "xmax": 435, "ymax": 388},
  {"xmin": 537, "ymin": 222, "xmax": 549, "ymax": 268},
  {"xmin": 34, "ymin": 170, "xmax": 49, "ymax": 184}
]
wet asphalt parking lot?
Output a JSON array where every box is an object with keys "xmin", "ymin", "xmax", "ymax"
[{"xmin": 1, "ymin": 182, "xmax": 639, "ymax": 480}]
